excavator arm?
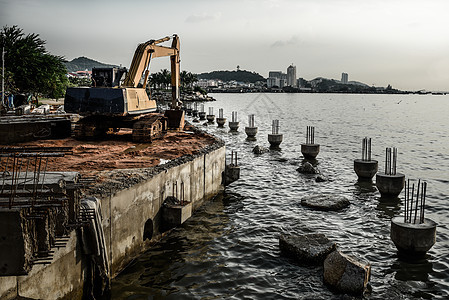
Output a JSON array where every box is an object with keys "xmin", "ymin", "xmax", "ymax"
[{"xmin": 123, "ymin": 35, "xmax": 181, "ymax": 109}]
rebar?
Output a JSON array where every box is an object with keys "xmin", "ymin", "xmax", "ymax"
[
  {"xmin": 361, "ymin": 137, "xmax": 372, "ymax": 161},
  {"xmin": 201, "ymin": 104, "xmax": 205, "ymax": 113},
  {"xmin": 384, "ymin": 147, "xmax": 397, "ymax": 175},
  {"xmin": 272, "ymin": 120, "xmax": 280, "ymax": 135},
  {"xmin": 248, "ymin": 114, "xmax": 255, "ymax": 127},
  {"xmin": 194, "ymin": 102, "xmax": 198, "ymax": 110},
  {"xmin": 232, "ymin": 111, "xmax": 238, "ymax": 122},
  {"xmin": 219, "ymin": 108, "xmax": 224, "ymax": 118},
  {"xmin": 208, "ymin": 107, "xmax": 213, "ymax": 115},
  {"xmin": 403, "ymin": 179, "xmax": 428, "ymax": 224},
  {"xmin": 306, "ymin": 126, "xmax": 315, "ymax": 144},
  {"xmin": 0, "ymin": 149, "xmax": 71, "ymax": 208}
]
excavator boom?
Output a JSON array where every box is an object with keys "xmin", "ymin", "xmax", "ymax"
[{"xmin": 123, "ymin": 35, "xmax": 180, "ymax": 109}]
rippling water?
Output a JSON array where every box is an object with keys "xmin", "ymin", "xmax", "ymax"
[{"xmin": 112, "ymin": 93, "xmax": 449, "ymax": 299}]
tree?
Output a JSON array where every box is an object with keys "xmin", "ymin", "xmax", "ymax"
[{"xmin": 0, "ymin": 25, "xmax": 68, "ymax": 100}]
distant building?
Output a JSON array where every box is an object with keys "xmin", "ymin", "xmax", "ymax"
[
  {"xmin": 269, "ymin": 71, "xmax": 283, "ymax": 78},
  {"xmin": 287, "ymin": 64, "xmax": 297, "ymax": 87},
  {"xmin": 267, "ymin": 77, "xmax": 279, "ymax": 88},
  {"xmin": 341, "ymin": 72, "xmax": 348, "ymax": 84},
  {"xmin": 267, "ymin": 71, "xmax": 287, "ymax": 88}
]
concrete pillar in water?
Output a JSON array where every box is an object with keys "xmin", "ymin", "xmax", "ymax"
[
  {"xmin": 301, "ymin": 126, "xmax": 320, "ymax": 159},
  {"xmin": 390, "ymin": 180, "xmax": 437, "ymax": 256},
  {"xmin": 228, "ymin": 111, "xmax": 239, "ymax": 131},
  {"xmin": 245, "ymin": 114, "xmax": 258, "ymax": 140},
  {"xmin": 268, "ymin": 120, "xmax": 283, "ymax": 148},
  {"xmin": 206, "ymin": 107, "xmax": 215, "ymax": 123},
  {"xmin": 185, "ymin": 103, "xmax": 192, "ymax": 116},
  {"xmin": 199, "ymin": 104, "xmax": 206, "ymax": 120},
  {"xmin": 216, "ymin": 108, "xmax": 226, "ymax": 127},
  {"xmin": 223, "ymin": 151, "xmax": 240, "ymax": 185},
  {"xmin": 354, "ymin": 137, "xmax": 378, "ymax": 180},
  {"xmin": 376, "ymin": 147, "xmax": 405, "ymax": 198},
  {"xmin": 192, "ymin": 103, "xmax": 199, "ymax": 117}
]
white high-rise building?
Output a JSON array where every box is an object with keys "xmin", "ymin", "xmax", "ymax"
[
  {"xmin": 341, "ymin": 72, "xmax": 348, "ymax": 84},
  {"xmin": 287, "ymin": 64, "xmax": 297, "ymax": 87}
]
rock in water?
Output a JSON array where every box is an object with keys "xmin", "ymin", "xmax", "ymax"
[
  {"xmin": 279, "ymin": 233, "xmax": 336, "ymax": 265},
  {"xmin": 297, "ymin": 161, "xmax": 319, "ymax": 174},
  {"xmin": 315, "ymin": 174, "xmax": 328, "ymax": 182},
  {"xmin": 301, "ymin": 194, "xmax": 350, "ymax": 211},
  {"xmin": 252, "ymin": 145, "xmax": 268, "ymax": 154},
  {"xmin": 323, "ymin": 250, "xmax": 371, "ymax": 295}
]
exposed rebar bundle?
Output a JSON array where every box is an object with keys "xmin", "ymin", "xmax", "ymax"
[
  {"xmin": 248, "ymin": 114, "xmax": 255, "ymax": 127},
  {"xmin": 194, "ymin": 102, "xmax": 198, "ymax": 110},
  {"xmin": 219, "ymin": 108, "xmax": 224, "ymax": 118},
  {"xmin": 384, "ymin": 147, "xmax": 398, "ymax": 175},
  {"xmin": 201, "ymin": 104, "xmax": 205, "ymax": 113},
  {"xmin": 229, "ymin": 151, "xmax": 238, "ymax": 166},
  {"xmin": 208, "ymin": 107, "xmax": 213, "ymax": 115},
  {"xmin": 306, "ymin": 126, "xmax": 315, "ymax": 144},
  {"xmin": 272, "ymin": 120, "xmax": 280, "ymax": 135},
  {"xmin": 403, "ymin": 179, "xmax": 427, "ymax": 224},
  {"xmin": 0, "ymin": 149, "xmax": 71, "ymax": 208},
  {"xmin": 361, "ymin": 137, "xmax": 372, "ymax": 161},
  {"xmin": 232, "ymin": 111, "xmax": 238, "ymax": 122}
]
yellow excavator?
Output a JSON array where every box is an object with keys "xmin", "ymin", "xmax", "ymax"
[{"xmin": 64, "ymin": 34, "xmax": 184, "ymax": 142}]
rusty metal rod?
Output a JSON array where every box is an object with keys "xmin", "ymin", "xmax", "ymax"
[{"xmin": 414, "ymin": 179, "xmax": 420, "ymax": 224}]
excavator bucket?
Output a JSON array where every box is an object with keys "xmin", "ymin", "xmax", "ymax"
[{"xmin": 164, "ymin": 110, "xmax": 185, "ymax": 131}]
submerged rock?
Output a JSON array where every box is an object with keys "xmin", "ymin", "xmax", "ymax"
[
  {"xmin": 301, "ymin": 194, "xmax": 350, "ymax": 211},
  {"xmin": 279, "ymin": 233, "xmax": 336, "ymax": 265},
  {"xmin": 323, "ymin": 250, "xmax": 371, "ymax": 296},
  {"xmin": 297, "ymin": 161, "xmax": 319, "ymax": 174},
  {"xmin": 315, "ymin": 174, "xmax": 328, "ymax": 182},
  {"xmin": 252, "ymin": 145, "xmax": 269, "ymax": 155}
]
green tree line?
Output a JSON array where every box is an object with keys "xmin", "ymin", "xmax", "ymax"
[
  {"xmin": 148, "ymin": 69, "xmax": 198, "ymax": 91},
  {"xmin": 1, "ymin": 25, "xmax": 68, "ymax": 101}
]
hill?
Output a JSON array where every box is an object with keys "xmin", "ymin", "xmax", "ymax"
[
  {"xmin": 64, "ymin": 56, "xmax": 119, "ymax": 72},
  {"xmin": 197, "ymin": 70, "xmax": 265, "ymax": 83}
]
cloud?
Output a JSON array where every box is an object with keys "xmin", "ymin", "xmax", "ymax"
[
  {"xmin": 271, "ymin": 35, "xmax": 300, "ymax": 47},
  {"xmin": 185, "ymin": 12, "xmax": 221, "ymax": 23}
]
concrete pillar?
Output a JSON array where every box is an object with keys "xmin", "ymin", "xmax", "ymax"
[
  {"xmin": 301, "ymin": 144, "xmax": 320, "ymax": 160},
  {"xmin": 228, "ymin": 121, "xmax": 239, "ymax": 132},
  {"xmin": 268, "ymin": 134, "xmax": 283, "ymax": 148},
  {"xmin": 354, "ymin": 159, "xmax": 378, "ymax": 181},
  {"xmin": 245, "ymin": 127, "xmax": 258, "ymax": 140},
  {"xmin": 206, "ymin": 114, "xmax": 215, "ymax": 123},
  {"xmin": 390, "ymin": 216, "xmax": 437, "ymax": 256},
  {"xmin": 376, "ymin": 173, "xmax": 405, "ymax": 198},
  {"xmin": 199, "ymin": 112, "xmax": 206, "ymax": 120},
  {"xmin": 216, "ymin": 117, "xmax": 226, "ymax": 127},
  {"xmin": 192, "ymin": 110, "xmax": 198, "ymax": 117}
]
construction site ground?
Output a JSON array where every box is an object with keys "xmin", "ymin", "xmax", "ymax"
[{"xmin": 16, "ymin": 127, "xmax": 216, "ymax": 176}]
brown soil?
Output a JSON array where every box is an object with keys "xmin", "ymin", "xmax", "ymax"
[{"xmin": 17, "ymin": 128, "xmax": 215, "ymax": 176}]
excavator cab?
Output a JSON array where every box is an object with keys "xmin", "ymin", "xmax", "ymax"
[{"xmin": 91, "ymin": 67, "xmax": 127, "ymax": 88}]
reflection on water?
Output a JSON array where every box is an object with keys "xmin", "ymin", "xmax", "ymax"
[
  {"xmin": 376, "ymin": 197, "xmax": 402, "ymax": 219},
  {"xmin": 113, "ymin": 94, "xmax": 449, "ymax": 299}
]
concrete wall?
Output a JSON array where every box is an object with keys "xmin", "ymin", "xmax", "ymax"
[
  {"xmin": 0, "ymin": 231, "xmax": 84, "ymax": 300},
  {"xmin": 102, "ymin": 145, "xmax": 226, "ymax": 276},
  {"xmin": 0, "ymin": 143, "xmax": 225, "ymax": 299}
]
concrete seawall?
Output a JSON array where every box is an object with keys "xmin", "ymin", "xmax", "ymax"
[{"xmin": 0, "ymin": 139, "xmax": 226, "ymax": 299}]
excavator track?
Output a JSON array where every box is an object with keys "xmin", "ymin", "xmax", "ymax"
[
  {"xmin": 132, "ymin": 114, "xmax": 167, "ymax": 143},
  {"xmin": 73, "ymin": 118, "xmax": 108, "ymax": 140},
  {"xmin": 73, "ymin": 114, "xmax": 167, "ymax": 142}
]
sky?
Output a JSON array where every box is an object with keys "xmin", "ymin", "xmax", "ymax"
[{"xmin": 1, "ymin": 0, "xmax": 449, "ymax": 91}]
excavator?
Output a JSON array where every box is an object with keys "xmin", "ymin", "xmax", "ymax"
[{"xmin": 64, "ymin": 34, "xmax": 185, "ymax": 142}]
